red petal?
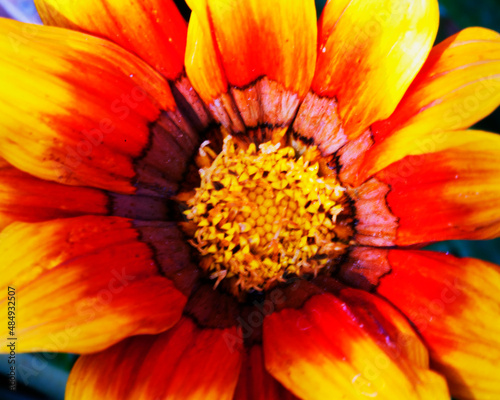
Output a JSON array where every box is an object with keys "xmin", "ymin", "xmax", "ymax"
[
  {"xmin": 35, "ymin": 0, "xmax": 187, "ymax": 80},
  {"xmin": 0, "ymin": 166, "xmax": 108, "ymax": 230},
  {"xmin": 347, "ymin": 130, "xmax": 500, "ymax": 246},
  {"xmin": 66, "ymin": 318, "xmax": 243, "ymax": 400},
  {"xmin": 233, "ymin": 345, "xmax": 299, "ymax": 400},
  {"xmin": 377, "ymin": 131, "xmax": 500, "ymax": 244},
  {"xmin": 377, "ymin": 250, "xmax": 500, "ymax": 400}
]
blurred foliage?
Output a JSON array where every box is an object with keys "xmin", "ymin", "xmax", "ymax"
[{"xmin": 427, "ymin": 238, "xmax": 500, "ymax": 265}]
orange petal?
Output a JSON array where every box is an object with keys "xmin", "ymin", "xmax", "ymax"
[
  {"xmin": 185, "ymin": 0, "xmax": 316, "ymax": 133},
  {"xmin": 370, "ymin": 130, "xmax": 500, "ymax": 245},
  {"xmin": 377, "ymin": 250, "xmax": 500, "ymax": 400},
  {"xmin": 0, "ymin": 166, "xmax": 108, "ymax": 230},
  {"xmin": 35, "ymin": 0, "xmax": 187, "ymax": 80},
  {"xmin": 66, "ymin": 317, "xmax": 243, "ymax": 400},
  {"xmin": 373, "ymin": 27, "xmax": 500, "ymax": 143},
  {"xmin": 264, "ymin": 291, "xmax": 449, "ymax": 400},
  {"xmin": 234, "ymin": 345, "xmax": 299, "ymax": 400},
  {"xmin": 308, "ymin": 0, "xmax": 438, "ymax": 142},
  {"xmin": 0, "ymin": 18, "xmax": 190, "ymax": 195},
  {"xmin": 0, "ymin": 216, "xmax": 186, "ymax": 354}
]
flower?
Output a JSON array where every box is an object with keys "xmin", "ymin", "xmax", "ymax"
[{"xmin": 1, "ymin": 0, "xmax": 500, "ymax": 399}]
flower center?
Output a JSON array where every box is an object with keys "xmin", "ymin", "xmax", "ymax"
[{"xmin": 184, "ymin": 136, "xmax": 348, "ymax": 293}]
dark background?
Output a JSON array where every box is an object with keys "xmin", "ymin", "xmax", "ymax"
[{"xmin": 0, "ymin": 0, "xmax": 499, "ymax": 398}]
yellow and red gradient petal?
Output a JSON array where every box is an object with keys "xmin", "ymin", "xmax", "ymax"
[
  {"xmin": 340, "ymin": 27, "xmax": 500, "ymax": 187},
  {"xmin": 362, "ymin": 130, "xmax": 500, "ymax": 245},
  {"xmin": 359, "ymin": 125, "xmax": 500, "ymax": 190},
  {"xmin": 0, "ymin": 216, "xmax": 186, "ymax": 354},
  {"xmin": 0, "ymin": 18, "xmax": 179, "ymax": 195},
  {"xmin": 299, "ymin": 0, "xmax": 438, "ymax": 148},
  {"xmin": 264, "ymin": 291, "xmax": 449, "ymax": 400},
  {"xmin": 35, "ymin": 0, "xmax": 187, "ymax": 80},
  {"xmin": 0, "ymin": 166, "xmax": 108, "ymax": 230},
  {"xmin": 185, "ymin": 0, "xmax": 316, "ymax": 133},
  {"xmin": 373, "ymin": 27, "xmax": 500, "ymax": 143},
  {"xmin": 233, "ymin": 345, "xmax": 299, "ymax": 400},
  {"xmin": 65, "ymin": 317, "xmax": 243, "ymax": 400},
  {"xmin": 377, "ymin": 250, "xmax": 500, "ymax": 400}
]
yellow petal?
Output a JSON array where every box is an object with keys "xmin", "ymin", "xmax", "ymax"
[
  {"xmin": 0, "ymin": 166, "xmax": 108, "ymax": 230},
  {"xmin": 264, "ymin": 291, "xmax": 449, "ymax": 399}
]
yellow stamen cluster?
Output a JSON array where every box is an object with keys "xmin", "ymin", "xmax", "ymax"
[{"xmin": 185, "ymin": 136, "xmax": 346, "ymax": 292}]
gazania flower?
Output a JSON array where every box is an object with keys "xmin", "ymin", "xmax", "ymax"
[{"xmin": 1, "ymin": 0, "xmax": 500, "ymax": 399}]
